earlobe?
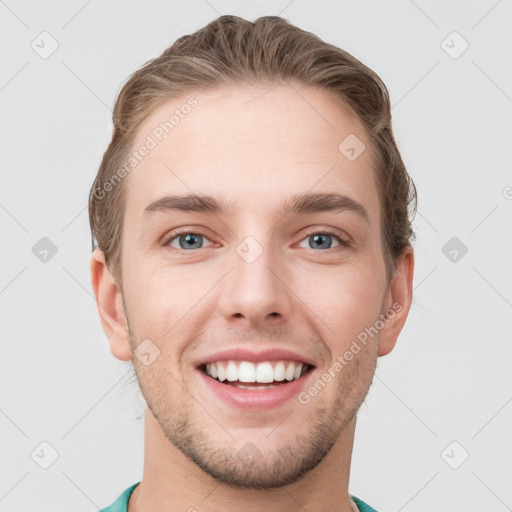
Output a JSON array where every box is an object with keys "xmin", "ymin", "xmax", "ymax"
[
  {"xmin": 377, "ymin": 246, "xmax": 415, "ymax": 357},
  {"xmin": 90, "ymin": 250, "xmax": 132, "ymax": 362}
]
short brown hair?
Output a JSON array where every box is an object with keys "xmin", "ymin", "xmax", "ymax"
[{"xmin": 89, "ymin": 15, "xmax": 417, "ymax": 285}]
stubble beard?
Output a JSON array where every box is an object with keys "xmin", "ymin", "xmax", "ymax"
[{"xmin": 129, "ymin": 331, "xmax": 375, "ymax": 490}]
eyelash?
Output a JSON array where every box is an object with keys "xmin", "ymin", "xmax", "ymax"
[{"xmin": 164, "ymin": 227, "xmax": 351, "ymax": 253}]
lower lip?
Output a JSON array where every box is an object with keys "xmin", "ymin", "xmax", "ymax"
[{"xmin": 197, "ymin": 368, "xmax": 314, "ymax": 410}]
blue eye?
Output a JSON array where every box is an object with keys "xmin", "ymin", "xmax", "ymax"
[
  {"xmin": 307, "ymin": 233, "xmax": 338, "ymax": 249},
  {"xmin": 165, "ymin": 228, "xmax": 350, "ymax": 253},
  {"xmin": 299, "ymin": 231, "xmax": 348, "ymax": 250},
  {"xmin": 297, "ymin": 229, "xmax": 349, "ymax": 250},
  {"xmin": 168, "ymin": 233, "xmax": 211, "ymax": 250}
]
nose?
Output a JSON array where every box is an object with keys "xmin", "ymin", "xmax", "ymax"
[{"xmin": 217, "ymin": 235, "xmax": 293, "ymax": 330}]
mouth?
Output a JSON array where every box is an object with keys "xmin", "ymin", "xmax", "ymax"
[
  {"xmin": 199, "ymin": 360, "xmax": 315, "ymax": 390},
  {"xmin": 194, "ymin": 348, "xmax": 317, "ymax": 409}
]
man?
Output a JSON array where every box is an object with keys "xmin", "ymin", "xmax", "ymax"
[{"xmin": 89, "ymin": 15, "xmax": 416, "ymax": 512}]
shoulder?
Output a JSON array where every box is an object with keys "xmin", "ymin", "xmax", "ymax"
[
  {"xmin": 351, "ymin": 495, "xmax": 380, "ymax": 512},
  {"xmin": 98, "ymin": 482, "xmax": 140, "ymax": 512}
]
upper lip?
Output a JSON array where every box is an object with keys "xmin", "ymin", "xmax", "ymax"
[{"xmin": 194, "ymin": 347, "xmax": 317, "ymax": 368}]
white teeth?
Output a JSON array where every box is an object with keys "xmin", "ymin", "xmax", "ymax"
[
  {"xmin": 238, "ymin": 361, "xmax": 256, "ymax": 382},
  {"xmin": 235, "ymin": 383, "xmax": 277, "ymax": 390},
  {"xmin": 226, "ymin": 361, "xmax": 238, "ymax": 382},
  {"xmin": 274, "ymin": 362, "xmax": 285, "ymax": 381},
  {"xmin": 256, "ymin": 362, "xmax": 274, "ymax": 383},
  {"xmin": 285, "ymin": 362, "xmax": 295, "ymax": 381},
  {"xmin": 217, "ymin": 362, "xmax": 226, "ymax": 382},
  {"xmin": 204, "ymin": 360, "xmax": 310, "ymax": 384}
]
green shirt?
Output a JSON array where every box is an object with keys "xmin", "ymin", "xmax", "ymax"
[{"xmin": 99, "ymin": 483, "xmax": 379, "ymax": 512}]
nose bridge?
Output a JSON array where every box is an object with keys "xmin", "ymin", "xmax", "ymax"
[{"xmin": 219, "ymin": 233, "xmax": 291, "ymax": 326}]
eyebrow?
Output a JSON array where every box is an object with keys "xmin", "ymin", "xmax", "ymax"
[{"xmin": 144, "ymin": 192, "xmax": 370, "ymax": 224}]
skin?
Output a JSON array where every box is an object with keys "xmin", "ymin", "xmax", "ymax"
[{"xmin": 91, "ymin": 82, "xmax": 414, "ymax": 512}]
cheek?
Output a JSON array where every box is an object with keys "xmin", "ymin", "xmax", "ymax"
[
  {"xmin": 299, "ymin": 264, "xmax": 384, "ymax": 345},
  {"xmin": 123, "ymin": 260, "xmax": 214, "ymax": 342}
]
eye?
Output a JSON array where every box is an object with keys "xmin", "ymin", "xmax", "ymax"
[
  {"xmin": 297, "ymin": 228, "xmax": 351, "ymax": 250},
  {"xmin": 166, "ymin": 231, "xmax": 214, "ymax": 251}
]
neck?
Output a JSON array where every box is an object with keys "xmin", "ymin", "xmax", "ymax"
[{"xmin": 129, "ymin": 409, "xmax": 357, "ymax": 512}]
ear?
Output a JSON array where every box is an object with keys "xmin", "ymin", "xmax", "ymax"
[
  {"xmin": 377, "ymin": 246, "xmax": 414, "ymax": 357},
  {"xmin": 90, "ymin": 249, "xmax": 132, "ymax": 362}
]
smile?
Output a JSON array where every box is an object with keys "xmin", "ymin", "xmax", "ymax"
[
  {"xmin": 201, "ymin": 360, "xmax": 312, "ymax": 389},
  {"xmin": 196, "ymin": 359, "xmax": 316, "ymax": 410}
]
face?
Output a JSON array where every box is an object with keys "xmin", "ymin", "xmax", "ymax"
[{"xmin": 93, "ymin": 83, "xmax": 413, "ymax": 489}]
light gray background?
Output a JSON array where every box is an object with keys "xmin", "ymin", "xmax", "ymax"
[{"xmin": 1, "ymin": 1, "xmax": 511, "ymax": 511}]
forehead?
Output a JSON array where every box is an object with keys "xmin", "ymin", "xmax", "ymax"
[{"xmin": 125, "ymin": 83, "xmax": 380, "ymax": 223}]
